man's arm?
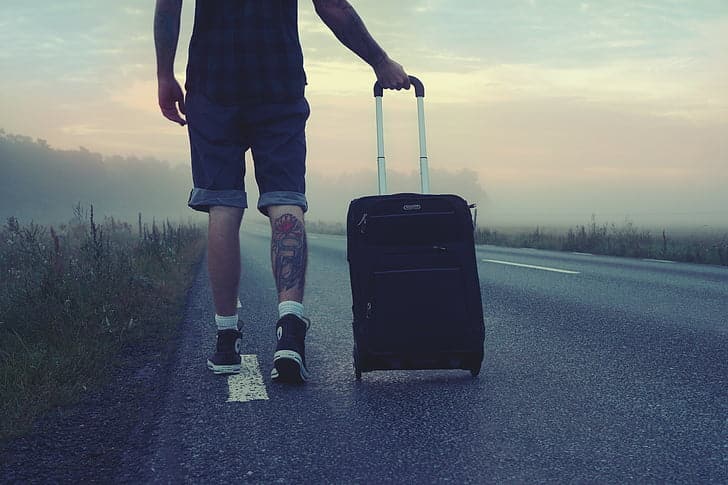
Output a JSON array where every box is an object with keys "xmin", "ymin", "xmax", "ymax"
[
  {"xmin": 312, "ymin": 0, "xmax": 410, "ymax": 90},
  {"xmin": 154, "ymin": 0, "xmax": 186, "ymax": 125}
]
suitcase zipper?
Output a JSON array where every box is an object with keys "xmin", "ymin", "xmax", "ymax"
[
  {"xmin": 357, "ymin": 213, "xmax": 368, "ymax": 234},
  {"xmin": 365, "ymin": 302, "xmax": 373, "ymax": 319}
]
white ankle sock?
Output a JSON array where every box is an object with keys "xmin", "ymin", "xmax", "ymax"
[
  {"xmin": 215, "ymin": 313, "xmax": 239, "ymax": 331},
  {"xmin": 278, "ymin": 301, "xmax": 304, "ymax": 319}
]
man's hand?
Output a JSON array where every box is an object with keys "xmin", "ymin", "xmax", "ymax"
[
  {"xmin": 373, "ymin": 57, "xmax": 410, "ymax": 90},
  {"xmin": 158, "ymin": 77, "xmax": 186, "ymax": 126}
]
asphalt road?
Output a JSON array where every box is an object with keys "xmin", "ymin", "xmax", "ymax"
[{"xmin": 139, "ymin": 226, "xmax": 727, "ymax": 483}]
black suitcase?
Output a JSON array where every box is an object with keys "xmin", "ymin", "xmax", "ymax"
[{"xmin": 347, "ymin": 76, "xmax": 485, "ymax": 380}]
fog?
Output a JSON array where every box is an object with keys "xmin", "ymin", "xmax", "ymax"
[
  {"xmin": 1, "ymin": 131, "xmax": 195, "ymax": 225},
  {"xmin": 0, "ymin": 131, "xmax": 485, "ymax": 227},
  {"xmin": 1, "ymin": 130, "xmax": 725, "ymax": 233}
]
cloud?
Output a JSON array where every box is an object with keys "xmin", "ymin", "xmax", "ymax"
[
  {"xmin": 58, "ymin": 124, "xmax": 147, "ymax": 137},
  {"xmin": 413, "ymin": 0, "xmax": 439, "ymax": 14},
  {"xmin": 123, "ymin": 7, "xmax": 144, "ymax": 16}
]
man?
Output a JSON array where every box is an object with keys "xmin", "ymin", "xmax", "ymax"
[{"xmin": 154, "ymin": 0, "xmax": 410, "ymax": 382}]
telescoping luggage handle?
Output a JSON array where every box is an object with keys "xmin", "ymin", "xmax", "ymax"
[{"xmin": 373, "ymin": 75, "xmax": 429, "ymax": 195}]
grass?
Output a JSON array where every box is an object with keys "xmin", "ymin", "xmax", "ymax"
[
  {"xmin": 0, "ymin": 206, "xmax": 205, "ymax": 441},
  {"xmin": 476, "ymin": 216, "xmax": 728, "ymax": 266},
  {"xmin": 305, "ymin": 220, "xmax": 346, "ymax": 236}
]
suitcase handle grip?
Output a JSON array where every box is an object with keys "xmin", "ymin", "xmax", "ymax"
[{"xmin": 373, "ymin": 76, "xmax": 425, "ymax": 98}]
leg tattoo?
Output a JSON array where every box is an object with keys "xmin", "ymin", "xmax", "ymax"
[{"xmin": 271, "ymin": 213, "xmax": 307, "ymax": 295}]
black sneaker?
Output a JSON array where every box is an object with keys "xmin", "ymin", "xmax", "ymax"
[
  {"xmin": 271, "ymin": 314, "xmax": 310, "ymax": 383},
  {"xmin": 206, "ymin": 328, "xmax": 242, "ymax": 375}
]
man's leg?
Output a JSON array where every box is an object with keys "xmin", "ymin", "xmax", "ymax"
[
  {"xmin": 205, "ymin": 205, "xmax": 244, "ymax": 375},
  {"xmin": 208, "ymin": 205, "xmax": 245, "ymax": 316},
  {"xmin": 248, "ymin": 97, "xmax": 311, "ymax": 382},
  {"xmin": 184, "ymin": 91, "xmax": 248, "ymax": 375},
  {"xmin": 267, "ymin": 204, "xmax": 310, "ymax": 383}
]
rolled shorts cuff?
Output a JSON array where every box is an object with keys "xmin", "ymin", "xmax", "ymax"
[
  {"xmin": 188, "ymin": 188, "xmax": 248, "ymax": 213},
  {"xmin": 258, "ymin": 191, "xmax": 308, "ymax": 216}
]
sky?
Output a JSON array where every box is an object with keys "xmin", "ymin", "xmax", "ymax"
[{"xmin": 1, "ymin": 0, "xmax": 727, "ymax": 227}]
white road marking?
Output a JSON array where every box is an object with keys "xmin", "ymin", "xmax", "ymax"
[
  {"xmin": 227, "ymin": 355, "xmax": 269, "ymax": 403},
  {"xmin": 643, "ymin": 258, "xmax": 676, "ymax": 264},
  {"xmin": 481, "ymin": 259, "xmax": 580, "ymax": 274},
  {"xmin": 572, "ymin": 252, "xmax": 593, "ymax": 256}
]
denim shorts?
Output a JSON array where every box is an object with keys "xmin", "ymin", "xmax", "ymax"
[{"xmin": 185, "ymin": 91, "xmax": 310, "ymax": 215}]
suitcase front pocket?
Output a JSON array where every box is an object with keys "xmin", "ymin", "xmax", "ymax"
[
  {"xmin": 367, "ymin": 267, "xmax": 470, "ymax": 354},
  {"xmin": 365, "ymin": 212, "xmax": 460, "ymax": 245}
]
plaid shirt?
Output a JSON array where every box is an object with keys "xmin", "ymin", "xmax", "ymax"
[{"xmin": 185, "ymin": 0, "xmax": 306, "ymax": 106}]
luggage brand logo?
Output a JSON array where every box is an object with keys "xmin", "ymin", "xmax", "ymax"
[{"xmin": 403, "ymin": 204, "xmax": 422, "ymax": 211}]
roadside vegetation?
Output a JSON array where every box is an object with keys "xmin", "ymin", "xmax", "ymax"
[
  {"xmin": 475, "ymin": 217, "xmax": 728, "ymax": 266},
  {"xmin": 306, "ymin": 217, "xmax": 728, "ymax": 266},
  {"xmin": 0, "ymin": 206, "xmax": 205, "ymax": 441},
  {"xmin": 306, "ymin": 220, "xmax": 346, "ymax": 236}
]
